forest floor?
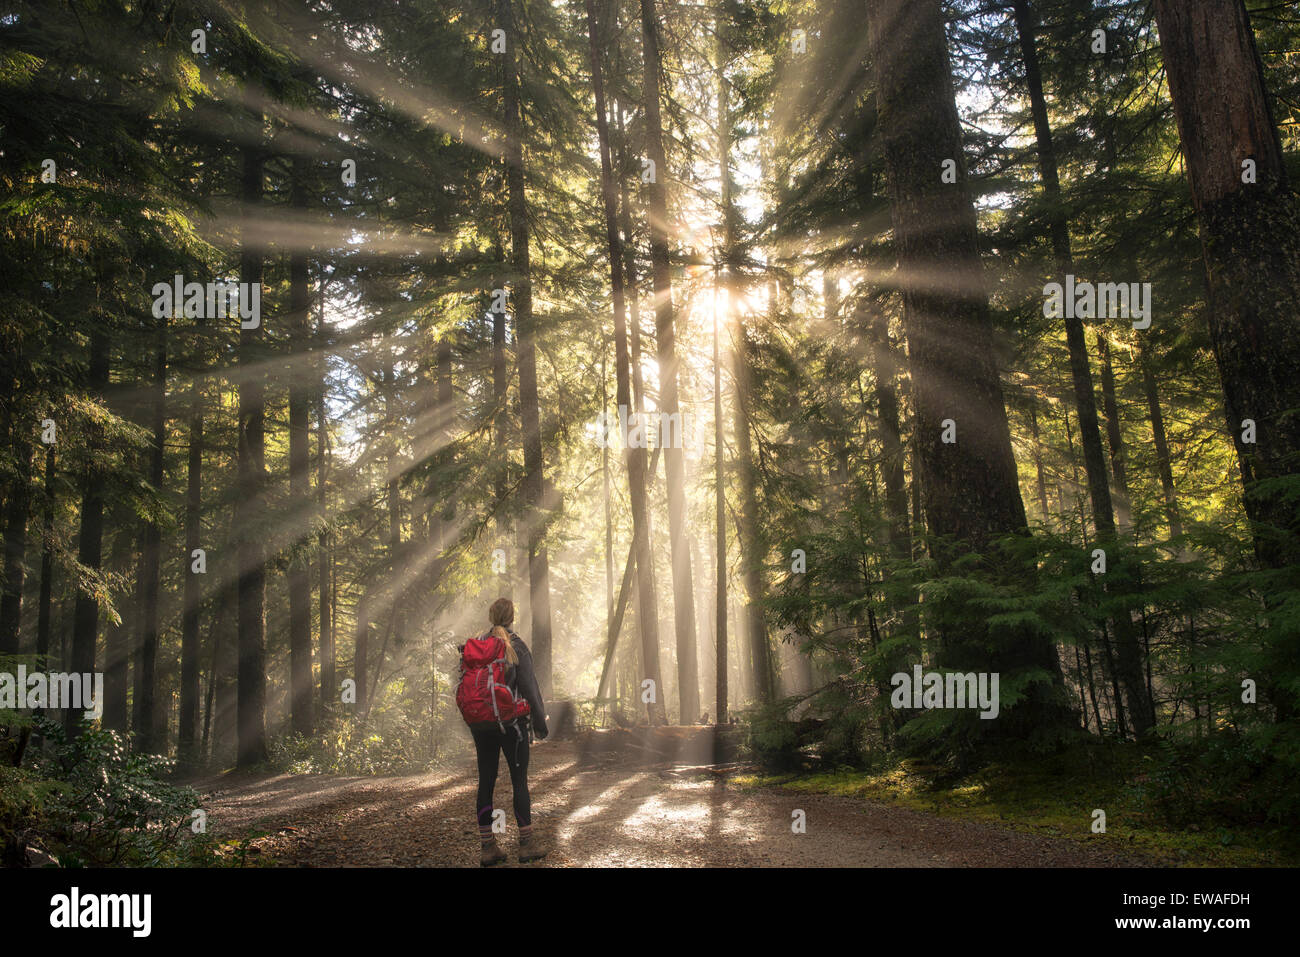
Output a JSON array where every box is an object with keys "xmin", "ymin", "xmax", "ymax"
[{"xmin": 196, "ymin": 738, "xmax": 1162, "ymax": 867}]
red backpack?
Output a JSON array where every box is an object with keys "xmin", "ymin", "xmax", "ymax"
[{"xmin": 456, "ymin": 634, "xmax": 531, "ymax": 729}]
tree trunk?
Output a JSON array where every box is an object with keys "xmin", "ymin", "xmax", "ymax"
[
  {"xmin": 1152, "ymin": 0, "xmax": 1300, "ymax": 568},
  {"xmin": 35, "ymin": 445, "xmax": 55, "ymax": 665},
  {"xmin": 288, "ymin": 156, "xmax": 314, "ymax": 737},
  {"xmin": 713, "ymin": 11, "xmax": 731, "ymax": 725},
  {"xmin": 1012, "ymin": 0, "xmax": 1153, "ymax": 733},
  {"xmin": 235, "ymin": 127, "xmax": 269, "ymax": 768},
  {"xmin": 616, "ymin": 107, "xmax": 649, "ymax": 421},
  {"xmin": 1010, "ymin": 0, "xmax": 1118, "ymax": 543},
  {"xmin": 586, "ymin": 0, "xmax": 665, "ymax": 723},
  {"xmin": 1095, "ymin": 331, "xmax": 1132, "ymax": 530},
  {"xmin": 179, "ymin": 377, "xmax": 202, "ymax": 766},
  {"xmin": 491, "ymin": 247, "xmax": 510, "ymax": 588},
  {"xmin": 865, "ymin": 307, "xmax": 910, "ymax": 555},
  {"xmin": 382, "ymin": 361, "xmax": 403, "ymax": 709},
  {"xmin": 730, "ymin": 326, "xmax": 772, "ymax": 703},
  {"xmin": 134, "ymin": 311, "xmax": 166, "ymax": 753},
  {"xmin": 1153, "ymin": 0, "xmax": 1300, "ymax": 719},
  {"xmin": 639, "ymin": 0, "xmax": 699, "ymax": 722},
  {"xmin": 354, "ymin": 592, "xmax": 370, "ymax": 716},
  {"xmin": 317, "ymin": 284, "xmax": 335, "ymax": 718},
  {"xmin": 499, "ymin": 0, "xmax": 555, "ymax": 699},
  {"xmin": 67, "ymin": 328, "xmax": 110, "ymax": 739},
  {"xmin": 867, "ymin": 0, "xmax": 1067, "ymax": 736},
  {"xmin": 103, "ymin": 520, "xmax": 133, "ymax": 732},
  {"xmin": 0, "ymin": 411, "xmax": 31, "ymax": 654},
  {"xmin": 1028, "ymin": 403, "xmax": 1051, "ymax": 521},
  {"xmin": 1137, "ymin": 339, "xmax": 1182, "ymax": 539},
  {"xmin": 602, "ymin": 347, "xmax": 613, "ymax": 633}
]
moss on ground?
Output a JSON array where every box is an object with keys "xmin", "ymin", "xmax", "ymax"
[{"xmin": 733, "ymin": 741, "xmax": 1299, "ymax": 867}]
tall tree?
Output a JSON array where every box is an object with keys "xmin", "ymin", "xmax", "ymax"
[
  {"xmin": 499, "ymin": 0, "xmax": 555, "ymax": 697},
  {"xmin": 35, "ymin": 444, "xmax": 56, "ymax": 667},
  {"xmin": 67, "ymin": 328, "xmax": 110, "ymax": 738},
  {"xmin": 288, "ymin": 156, "xmax": 315, "ymax": 737},
  {"xmin": 1010, "ymin": 0, "xmax": 1151, "ymax": 734},
  {"xmin": 866, "ymin": 0, "xmax": 1068, "ymax": 736},
  {"xmin": 317, "ymin": 305, "xmax": 335, "ymax": 717},
  {"xmin": 714, "ymin": 9, "xmax": 732, "ymax": 724},
  {"xmin": 0, "ymin": 432, "xmax": 31, "ymax": 656},
  {"xmin": 585, "ymin": 0, "xmax": 665, "ymax": 724},
  {"xmin": 133, "ymin": 309, "xmax": 166, "ymax": 753},
  {"xmin": 1152, "ymin": 0, "xmax": 1300, "ymax": 718},
  {"xmin": 1152, "ymin": 0, "xmax": 1300, "ymax": 561},
  {"xmin": 1137, "ymin": 338, "xmax": 1182, "ymax": 540},
  {"xmin": 640, "ymin": 0, "xmax": 701, "ymax": 721},
  {"xmin": 179, "ymin": 350, "xmax": 203, "ymax": 766},
  {"xmin": 235, "ymin": 114, "xmax": 269, "ymax": 769}
]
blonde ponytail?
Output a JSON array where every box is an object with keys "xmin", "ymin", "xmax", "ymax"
[{"xmin": 489, "ymin": 599, "xmax": 518, "ymax": 664}]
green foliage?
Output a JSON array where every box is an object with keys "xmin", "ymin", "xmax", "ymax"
[
  {"xmin": 10, "ymin": 718, "xmax": 201, "ymax": 866},
  {"xmin": 1145, "ymin": 723, "xmax": 1300, "ymax": 828},
  {"xmin": 269, "ymin": 711, "xmax": 441, "ymax": 776},
  {"xmin": 742, "ymin": 699, "xmax": 804, "ymax": 772}
]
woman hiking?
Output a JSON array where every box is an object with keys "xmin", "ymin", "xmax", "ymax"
[{"xmin": 455, "ymin": 597, "xmax": 549, "ymax": 866}]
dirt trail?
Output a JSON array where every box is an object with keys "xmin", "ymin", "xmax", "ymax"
[{"xmin": 197, "ymin": 740, "xmax": 1153, "ymax": 867}]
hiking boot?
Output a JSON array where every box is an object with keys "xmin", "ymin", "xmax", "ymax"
[
  {"xmin": 517, "ymin": 831, "xmax": 548, "ymax": 863},
  {"xmin": 480, "ymin": 838, "xmax": 507, "ymax": 867}
]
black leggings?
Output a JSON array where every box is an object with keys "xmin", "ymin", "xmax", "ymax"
[{"xmin": 471, "ymin": 723, "xmax": 531, "ymax": 828}]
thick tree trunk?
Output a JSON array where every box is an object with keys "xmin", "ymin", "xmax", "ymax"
[
  {"xmin": 867, "ymin": 0, "xmax": 1067, "ymax": 736},
  {"xmin": 1153, "ymin": 0, "xmax": 1300, "ymax": 563},
  {"xmin": 499, "ymin": 0, "xmax": 554, "ymax": 699},
  {"xmin": 1153, "ymin": 0, "xmax": 1300, "ymax": 719},
  {"xmin": 288, "ymin": 157, "xmax": 314, "ymax": 737},
  {"xmin": 586, "ymin": 0, "xmax": 665, "ymax": 723},
  {"xmin": 235, "ymin": 129, "xmax": 269, "ymax": 768},
  {"xmin": 639, "ymin": 0, "xmax": 700, "ymax": 722}
]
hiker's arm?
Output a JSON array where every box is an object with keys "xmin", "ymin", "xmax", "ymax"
[{"xmin": 514, "ymin": 641, "xmax": 548, "ymax": 738}]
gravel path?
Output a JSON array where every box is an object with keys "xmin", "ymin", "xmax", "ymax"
[{"xmin": 196, "ymin": 740, "xmax": 1154, "ymax": 867}]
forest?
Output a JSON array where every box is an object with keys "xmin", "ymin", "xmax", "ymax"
[{"xmin": 2, "ymin": 0, "xmax": 1299, "ymax": 871}]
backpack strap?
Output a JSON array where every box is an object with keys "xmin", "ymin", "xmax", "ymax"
[{"xmin": 486, "ymin": 656, "xmax": 506, "ymax": 733}]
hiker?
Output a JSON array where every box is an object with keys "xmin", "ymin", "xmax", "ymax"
[{"xmin": 455, "ymin": 597, "xmax": 549, "ymax": 866}]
